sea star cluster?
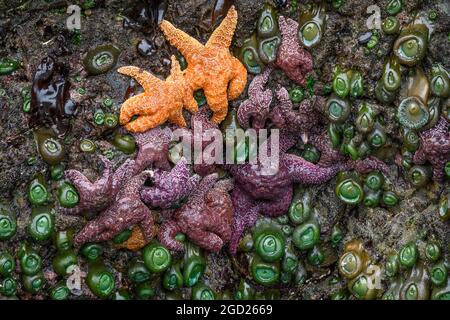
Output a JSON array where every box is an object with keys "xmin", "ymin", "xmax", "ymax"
[
  {"xmin": 118, "ymin": 5, "xmax": 247, "ymax": 130},
  {"xmin": 160, "ymin": 5, "xmax": 247, "ymax": 123},
  {"xmin": 62, "ymin": 6, "xmax": 394, "ymax": 257},
  {"xmin": 159, "ymin": 173, "xmax": 234, "ymax": 252},
  {"xmin": 413, "ymin": 117, "xmax": 450, "ymax": 181},
  {"xmin": 118, "ymin": 56, "xmax": 196, "ymax": 132}
]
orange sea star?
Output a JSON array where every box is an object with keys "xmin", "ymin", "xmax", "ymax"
[
  {"xmin": 160, "ymin": 5, "xmax": 247, "ymax": 124},
  {"xmin": 115, "ymin": 226, "xmax": 149, "ymax": 251},
  {"xmin": 118, "ymin": 55, "xmax": 197, "ymax": 132}
]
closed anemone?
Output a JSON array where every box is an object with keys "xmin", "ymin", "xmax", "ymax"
[{"xmin": 393, "ymin": 24, "xmax": 429, "ymax": 66}]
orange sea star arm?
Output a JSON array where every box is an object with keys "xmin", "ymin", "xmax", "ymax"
[
  {"xmin": 228, "ymin": 57, "xmax": 247, "ymax": 100},
  {"xmin": 124, "ymin": 113, "xmax": 168, "ymax": 133},
  {"xmin": 160, "ymin": 20, "xmax": 203, "ymax": 62},
  {"xmin": 206, "ymin": 5, "xmax": 238, "ymax": 49},
  {"xmin": 119, "ymin": 93, "xmax": 147, "ymax": 124},
  {"xmin": 168, "ymin": 55, "xmax": 183, "ymax": 80},
  {"xmin": 168, "ymin": 108, "xmax": 187, "ymax": 127},
  {"xmin": 117, "ymin": 66, "xmax": 162, "ymax": 92}
]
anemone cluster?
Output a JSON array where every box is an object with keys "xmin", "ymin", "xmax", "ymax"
[{"xmin": 0, "ymin": 0, "xmax": 448, "ymax": 300}]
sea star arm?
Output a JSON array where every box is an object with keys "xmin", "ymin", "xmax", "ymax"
[
  {"xmin": 111, "ymin": 158, "xmax": 136, "ymax": 195},
  {"xmin": 74, "ymin": 218, "xmax": 112, "ymax": 245},
  {"xmin": 205, "ymin": 5, "xmax": 238, "ymax": 49},
  {"xmin": 229, "ymin": 184, "xmax": 259, "ymax": 254},
  {"xmin": 119, "ymin": 93, "xmax": 158, "ymax": 125},
  {"xmin": 169, "ymin": 55, "xmax": 183, "ymax": 79},
  {"xmin": 270, "ymin": 87, "xmax": 291, "ymax": 128},
  {"xmin": 248, "ymin": 66, "xmax": 272, "ymax": 98},
  {"xmin": 183, "ymin": 88, "xmax": 199, "ymax": 114},
  {"xmin": 278, "ymin": 16, "xmax": 297, "ymax": 40},
  {"xmin": 159, "ymin": 220, "xmax": 184, "ymax": 251},
  {"xmin": 412, "ymin": 147, "xmax": 426, "ymax": 164},
  {"xmin": 160, "ymin": 20, "xmax": 203, "ymax": 63},
  {"xmin": 139, "ymin": 210, "xmax": 156, "ymax": 240},
  {"xmin": 204, "ymin": 85, "xmax": 229, "ymax": 123},
  {"xmin": 228, "ymin": 57, "xmax": 247, "ymax": 100},
  {"xmin": 237, "ymin": 99, "xmax": 255, "ymax": 129},
  {"xmin": 309, "ymin": 130, "xmax": 345, "ymax": 167},
  {"xmin": 168, "ymin": 108, "xmax": 187, "ymax": 127},
  {"xmin": 117, "ymin": 66, "xmax": 162, "ymax": 92},
  {"xmin": 125, "ymin": 113, "xmax": 168, "ymax": 133},
  {"xmin": 284, "ymin": 153, "xmax": 345, "ymax": 185},
  {"xmin": 188, "ymin": 229, "xmax": 224, "ymax": 253},
  {"xmin": 349, "ymin": 156, "xmax": 390, "ymax": 175}
]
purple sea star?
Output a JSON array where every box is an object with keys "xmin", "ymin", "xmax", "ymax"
[
  {"xmin": 140, "ymin": 157, "xmax": 201, "ymax": 209},
  {"xmin": 61, "ymin": 156, "xmax": 135, "ymax": 215},
  {"xmin": 74, "ymin": 170, "xmax": 156, "ymax": 246},
  {"xmin": 62, "ymin": 127, "xmax": 174, "ymax": 246},
  {"xmin": 270, "ymin": 87, "xmax": 326, "ymax": 135},
  {"xmin": 61, "ymin": 127, "xmax": 172, "ymax": 215},
  {"xmin": 275, "ymin": 16, "xmax": 313, "ymax": 86},
  {"xmin": 237, "ymin": 67, "xmax": 273, "ymax": 130},
  {"xmin": 131, "ymin": 127, "xmax": 173, "ymax": 174},
  {"xmin": 227, "ymin": 132, "xmax": 388, "ymax": 254},
  {"xmin": 159, "ymin": 173, "xmax": 234, "ymax": 252},
  {"xmin": 173, "ymin": 107, "xmax": 220, "ymax": 176},
  {"xmin": 413, "ymin": 117, "xmax": 450, "ymax": 181}
]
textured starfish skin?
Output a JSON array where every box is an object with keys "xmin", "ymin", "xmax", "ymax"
[
  {"xmin": 270, "ymin": 87, "xmax": 325, "ymax": 135},
  {"xmin": 61, "ymin": 156, "xmax": 135, "ymax": 216},
  {"xmin": 118, "ymin": 56, "xmax": 195, "ymax": 132},
  {"xmin": 413, "ymin": 117, "xmax": 450, "ymax": 181},
  {"xmin": 74, "ymin": 170, "xmax": 156, "ymax": 246},
  {"xmin": 309, "ymin": 128, "xmax": 346, "ymax": 167},
  {"xmin": 160, "ymin": 6, "xmax": 247, "ymax": 123},
  {"xmin": 132, "ymin": 127, "xmax": 173, "ymax": 174},
  {"xmin": 275, "ymin": 16, "xmax": 313, "ymax": 86},
  {"xmin": 226, "ymin": 132, "xmax": 389, "ymax": 254},
  {"xmin": 237, "ymin": 67, "xmax": 273, "ymax": 130},
  {"xmin": 174, "ymin": 107, "xmax": 220, "ymax": 176},
  {"xmin": 140, "ymin": 157, "xmax": 201, "ymax": 209},
  {"xmin": 62, "ymin": 127, "xmax": 172, "ymax": 250},
  {"xmin": 159, "ymin": 174, "xmax": 234, "ymax": 252}
]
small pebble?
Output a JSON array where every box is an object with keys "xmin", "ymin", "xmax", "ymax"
[
  {"xmin": 137, "ymin": 39, "xmax": 156, "ymax": 57},
  {"xmin": 358, "ymin": 31, "xmax": 373, "ymax": 45}
]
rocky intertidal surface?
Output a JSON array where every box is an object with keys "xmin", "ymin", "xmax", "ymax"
[{"xmin": 0, "ymin": 0, "xmax": 449, "ymax": 300}]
